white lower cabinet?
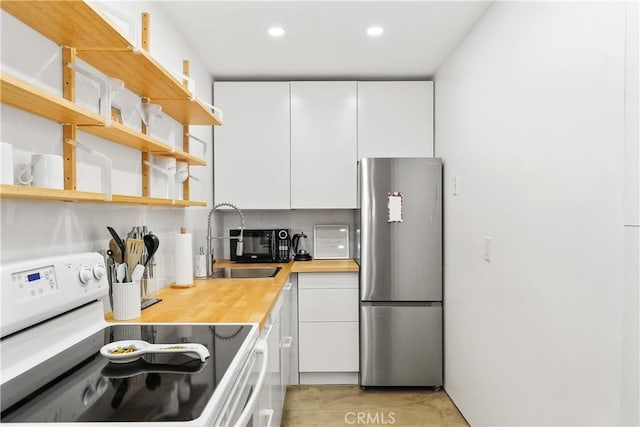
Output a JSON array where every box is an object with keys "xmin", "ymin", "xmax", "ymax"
[
  {"xmin": 299, "ymin": 322, "xmax": 359, "ymax": 372},
  {"xmin": 257, "ymin": 294, "xmax": 282, "ymax": 427},
  {"xmin": 280, "ymin": 276, "xmax": 299, "ymax": 393},
  {"xmin": 297, "ymin": 272, "xmax": 359, "ymax": 384}
]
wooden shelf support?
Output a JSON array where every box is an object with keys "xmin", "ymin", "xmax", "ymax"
[
  {"xmin": 63, "ymin": 47, "xmax": 77, "ymax": 191},
  {"xmin": 141, "ymin": 12, "xmax": 151, "ymax": 197},
  {"xmin": 183, "ymin": 59, "xmax": 191, "ymax": 201}
]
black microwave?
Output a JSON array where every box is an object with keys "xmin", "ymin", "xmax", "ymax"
[{"xmin": 230, "ymin": 229, "xmax": 291, "ymax": 263}]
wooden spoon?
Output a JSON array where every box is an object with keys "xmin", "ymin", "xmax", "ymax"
[
  {"xmin": 125, "ymin": 239, "xmax": 144, "ymax": 280},
  {"xmin": 109, "ymin": 239, "xmax": 123, "ymax": 264}
]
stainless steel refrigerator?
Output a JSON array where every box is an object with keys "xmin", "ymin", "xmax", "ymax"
[{"xmin": 358, "ymin": 157, "xmax": 443, "ymax": 387}]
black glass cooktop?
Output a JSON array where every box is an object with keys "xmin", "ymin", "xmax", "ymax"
[{"xmin": 1, "ymin": 324, "xmax": 252, "ymax": 423}]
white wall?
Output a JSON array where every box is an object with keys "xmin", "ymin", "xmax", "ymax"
[
  {"xmin": 435, "ymin": 2, "xmax": 633, "ymax": 425},
  {"xmin": 0, "ymin": 2, "xmax": 214, "ymax": 288},
  {"xmin": 622, "ymin": 3, "xmax": 639, "ymax": 425}
]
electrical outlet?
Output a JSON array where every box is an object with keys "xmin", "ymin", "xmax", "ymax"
[{"xmin": 484, "ymin": 237, "xmax": 492, "ymax": 262}]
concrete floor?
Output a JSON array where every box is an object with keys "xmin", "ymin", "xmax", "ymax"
[{"xmin": 282, "ymin": 385, "xmax": 468, "ymax": 426}]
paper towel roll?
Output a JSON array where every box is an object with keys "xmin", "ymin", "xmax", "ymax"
[{"xmin": 174, "ymin": 231, "xmax": 194, "ymax": 287}]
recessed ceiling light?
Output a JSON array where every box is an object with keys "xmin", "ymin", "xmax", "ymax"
[
  {"xmin": 367, "ymin": 26, "xmax": 384, "ymax": 37},
  {"xmin": 268, "ymin": 27, "xmax": 285, "ymax": 37}
]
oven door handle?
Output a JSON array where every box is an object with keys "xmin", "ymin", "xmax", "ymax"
[{"xmin": 233, "ymin": 339, "xmax": 269, "ymax": 427}]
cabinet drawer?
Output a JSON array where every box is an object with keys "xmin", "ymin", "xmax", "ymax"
[
  {"xmin": 299, "ymin": 288, "xmax": 358, "ymax": 321},
  {"xmin": 298, "ymin": 272, "xmax": 358, "ymax": 289},
  {"xmin": 299, "ymin": 322, "xmax": 359, "ymax": 372}
]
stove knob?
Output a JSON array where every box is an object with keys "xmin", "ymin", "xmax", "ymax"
[
  {"xmin": 93, "ymin": 264, "xmax": 106, "ymax": 281},
  {"xmin": 82, "ymin": 386, "xmax": 95, "ymax": 406},
  {"xmin": 78, "ymin": 267, "xmax": 92, "ymax": 285},
  {"xmin": 95, "ymin": 377, "xmax": 108, "ymax": 394}
]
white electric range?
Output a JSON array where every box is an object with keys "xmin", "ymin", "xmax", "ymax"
[{"xmin": 0, "ymin": 253, "xmax": 266, "ymax": 426}]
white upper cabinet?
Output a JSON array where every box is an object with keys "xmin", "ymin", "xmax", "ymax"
[
  {"xmin": 214, "ymin": 82, "xmax": 290, "ymax": 209},
  {"xmin": 357, "ymin": 81, "xmax": 434, "ymax": 160},
  {"xmin": 624, "ymin": 2, "xmax": 639, "ymax": 226},
  {"xmin": 291, "ymin": 82, "xmax": 358, "ymax": 209}
]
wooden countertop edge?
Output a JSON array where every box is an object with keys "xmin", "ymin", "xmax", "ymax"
[{"xmin": 105, "ymin": 259, "xmax": 359, "ymax": 329}]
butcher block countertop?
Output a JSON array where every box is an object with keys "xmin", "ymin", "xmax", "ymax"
[{"xmin": 105, "ymin": 259, "xmax": 359, "ymax": 329}]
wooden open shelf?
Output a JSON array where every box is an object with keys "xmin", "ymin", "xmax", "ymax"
[
  {"xmin": 0, "ymin": 1, "xmax": 133, "ymax": 50},
  {"xmin": 78, "ymin": 49, "xmax": 222, "ymax": 125},
  {"xmin": 153, "ymin": 98, "xmax": 223, "ymax": 126},
  {"xmin": 174, "ymin": 199, "xmax": 207, "ymax": 207},
  {"xmin": 0, "ymin": 185, "xmax": 206, "ymax": 207},
  {"xmin": 0, "ymin": 185, "xmax": 106, "ymax": 203},
  {"xmin": 1, "ymin": 1, "xmax": 221, "ymax": 126},
  {"xmin": 78, "ymin": 49, "xmax": 190, "ymax": 101},
  {"xmin": 79, "ymin": 123, "xmax": 207, "ymax": 166},
  {"xmin": 0, "ymin": 72, "xmax": 105, "ymax": 126},
  {"xmin": 158, "ymin": 150, "xmax": 207, "ymax": 167},
  {"xmin": 79, "ymin": 122, "xmax": 171, "ymax": 153},
  {"xmin": 110, "ymin": 194, "xmax": 206, "ymax": 207},
  {"xmin": 1, "ymin": 1, "xmax": 215, "ymax": 208}
]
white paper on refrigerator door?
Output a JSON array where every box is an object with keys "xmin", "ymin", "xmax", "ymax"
[{"xmin": 387, "ymin": 192, "xmax": 403, "ymax": 223}]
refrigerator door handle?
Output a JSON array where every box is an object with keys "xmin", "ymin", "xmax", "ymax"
[{"xmin": 431, "ymin": 182, "xmax": 438, "ymax": 223}]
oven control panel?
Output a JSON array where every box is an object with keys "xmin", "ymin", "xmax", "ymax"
[
  {"xmin": 12, "ymin": 265, "xmax": 59, "ymax": 302},
  {"xmin": 1, "ymin": 253, "xmax": 108, "ymax": 338}
]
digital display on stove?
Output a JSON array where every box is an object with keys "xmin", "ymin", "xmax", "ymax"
[{"xmin": 27, "ymin": 273, "xmax": 40, "ymax": 282}]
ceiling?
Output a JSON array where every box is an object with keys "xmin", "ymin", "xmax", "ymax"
[{"xmin": 160, "ymin": 1, "xmax": 493, "ymax": 80}]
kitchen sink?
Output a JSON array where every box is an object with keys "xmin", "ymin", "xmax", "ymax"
[{"xmin": 210, "ymin": 266, "xmax": 281, "ymax": 279}]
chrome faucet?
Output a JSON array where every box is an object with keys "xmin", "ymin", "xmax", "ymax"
[{"xmin": 206, "ymin": 202, "xmax": 245, "ymax": 277}]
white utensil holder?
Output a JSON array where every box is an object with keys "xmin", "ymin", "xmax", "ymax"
[{"xmin": 112, "ymin": 281, "xmax": 141, "ymax": 320}]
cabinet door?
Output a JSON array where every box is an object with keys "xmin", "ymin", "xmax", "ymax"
[
  {"xmin": 299, "ymin": 288, "xmax": 358, "ymax": 322},
  {"xmin": 291, "ymin": 82, "xmax": 358, "ymax": 208},
  {"xmin": 270, "ymin": 312, "xmax": 283, "ymax": 427},
  {"xmin": 279, "ymin": 281, "xmax": 293, "ymax": 393},
  {"xmin": 298, "ymin": 272, "xmax": 358, "ymax": 289},
  {"xmin": 288, "ymin": 276, "xmax": 299, "ymax": 386},
  {"xmin": 357, "ymin": 81, "xmax": 434, "ymax": 159},
  {"xmin": 299, "ymin": 322, "xmax": 359, "ymax": 372},
  {"xmin": 624, "ymin": 1, "xmax": 639, "ymax": 226},
  {"xmin": 214, "ymin": 82, "xmax": 290, "ymax": 209}
]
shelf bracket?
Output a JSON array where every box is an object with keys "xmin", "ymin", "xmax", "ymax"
[
  {"xmin": 143, "ymin": 159, "xmax": 176, "ymax": 202},
  {"xmin": 199, "ymin": 99, "xmax": 224, "ymax": 122},
  {"xmin": 141, "ymin": 12, "xmax": 151, "ymax": 198},
  {"xmin": 183, "ymin": 59, "xmax": 191, "ymax": 202},
  {"xmin": 63, "ymin": 47, "xmax": 77, "ymax": 191},
  {"xmin": 64, "ymin": 138, "xmax": 112, "ymax": 201},
  {"xmin": 186, "ymin": 133, "xmax": 209, "ymax": 157},
  {"xmin": 70, "ymin": 61, "xmax": 112, "ymax": 127}
]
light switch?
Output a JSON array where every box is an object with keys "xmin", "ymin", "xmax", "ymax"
[
  {"xmin": 484, "ymin": 237, "xmax": 492, "ymax": 262},
  {"xmin": 453, "ymin": 176, "xmax": 459, "ymax": 196}
]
